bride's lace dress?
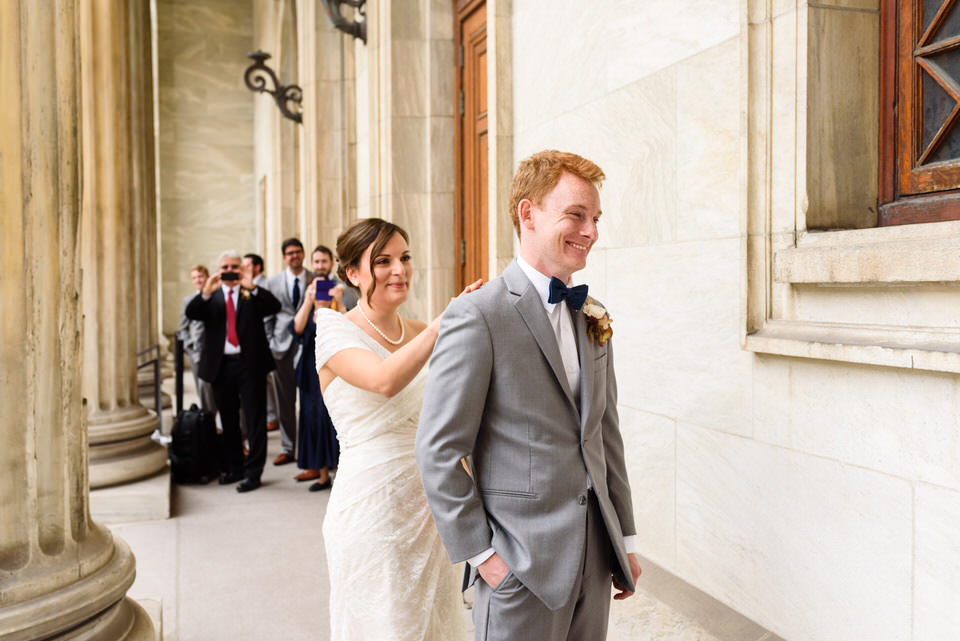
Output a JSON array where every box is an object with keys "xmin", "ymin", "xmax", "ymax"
[{"xmin": 314, "ymin": 309, "xmax": 465, "ymax": 641}]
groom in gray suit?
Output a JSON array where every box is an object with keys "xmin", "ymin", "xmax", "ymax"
[{"xmin": 416, "ymin": 150, "xmax": 640, "ymax": 640}]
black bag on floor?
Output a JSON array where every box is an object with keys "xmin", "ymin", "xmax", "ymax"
[{"xmin": 170, "ymin": 403, "xmax": 220, "ymax": 484}]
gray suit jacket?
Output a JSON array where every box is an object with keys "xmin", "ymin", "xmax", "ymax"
[
  {"xmin": 263, "ymin": 269, "xmax": 314, "ymax": 356},
  {"xmin": 415, "ymin": 260, "xmax": 636, "ymax": 611},
  {"xmin": 177, "ymin": 292, "xmax": 205, "ymax": 359}
]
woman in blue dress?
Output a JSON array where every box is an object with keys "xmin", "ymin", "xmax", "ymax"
[{"xmin": 289, "ymin": 245, "xmax": 345, "ymax": 491}]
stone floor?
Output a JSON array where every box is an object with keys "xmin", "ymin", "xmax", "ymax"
[{"xmin": 107, "ymin": 375, "xmax": 754, "ymax": 641}]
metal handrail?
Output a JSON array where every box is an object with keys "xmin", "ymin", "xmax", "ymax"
[{"xmin": 137, "ymin": 344, "xmax": 166, "ymax": 443}]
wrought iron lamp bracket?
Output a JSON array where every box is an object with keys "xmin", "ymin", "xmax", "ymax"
[
  {"xmin": 322, "ymin": 0, "xmax": 367, "ymax": 44},
  {"xmin": 244, "ymin": 51, "xmax": 303, "ymax": 124}
]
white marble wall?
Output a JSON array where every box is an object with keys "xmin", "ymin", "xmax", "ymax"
[
  {"xmin": 513, "ymin": 1, "xmax": 960, "ymax": 640},
  {"xmin": 157, "ymin": 0, "xmax": 256, "ymax": 335}
]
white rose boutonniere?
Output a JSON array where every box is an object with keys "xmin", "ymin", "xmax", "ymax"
[
  {"xmin": 240, "ymin": 288, "xmax": 252, "ymax": 300},
  {"xmin": 582, "ymin": 297, "xmax": 612, "ymax": 346}
]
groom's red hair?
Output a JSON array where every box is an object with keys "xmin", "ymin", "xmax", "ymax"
[{"xmin": 508, "ymin": 150, "xmax": 605, "ymax": 239}]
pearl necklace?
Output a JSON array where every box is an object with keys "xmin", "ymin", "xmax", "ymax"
[{"xmin": 357, "ymin": 303, "xmax": 405, "ymax": 345}]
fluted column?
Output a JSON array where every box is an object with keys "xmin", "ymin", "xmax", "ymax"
[
  {"xmin": 128, "ymin": 0, "xmax": 171, "ymax": 413},
  {"xmin": 81, "ymin": 0, "xmax": 168, "ymax": 489},
  {"xmin": 0, "ymin": 2, "xmax": 155, "ymax": 639}
]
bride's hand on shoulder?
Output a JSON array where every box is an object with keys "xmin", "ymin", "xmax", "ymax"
[
  {"xmin": 428, "ymin": 279, "xmax": 484, "ymax": 332},
  {"xmin": 459, "ymin": 279, "xmax": 483, "ymax": 297}
]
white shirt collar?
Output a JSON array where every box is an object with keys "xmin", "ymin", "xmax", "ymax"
[
  {"xmin": 220, "ymin": 283, "xmax": 237, "ymax": 298},
  {"xmin": 517, "ymin": 256, "xmax": 559, "ymax": 311}
]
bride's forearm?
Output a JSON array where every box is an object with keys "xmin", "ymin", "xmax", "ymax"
[{"xmin": 327, "ymin": 322, "xmax": 438, "ymax": 397}]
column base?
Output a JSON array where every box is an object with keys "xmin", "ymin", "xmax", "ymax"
[
  {"xmin": 0, "ymin": 537, "xmax": 155, "ymax": 641},
  {"xmin": 91, "ymin": 466, "xmax": 171, "ymax": 524},
  {"xmin": 89, "ymin": 406, "xmax": 168, "ymax": 489},
  {"xmin": 89, "ymin": 436, "xmax": 168, "ymax": 489}
]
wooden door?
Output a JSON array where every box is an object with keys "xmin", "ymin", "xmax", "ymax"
[{"xmin": 455, "ymin": 0, "xmax": 488, "ymax": 289}]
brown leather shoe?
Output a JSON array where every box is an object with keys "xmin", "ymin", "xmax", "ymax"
[
  {"xmin": 273, "ymin": 452, "xmax": 295, "ymax": 466},
  {"xmin": 294, "ymin": 469, "xmax": 322, "ymax": 482},
  {"xmin": 266, "ymin": 421, "xmax": 279, "ymax": 432}
]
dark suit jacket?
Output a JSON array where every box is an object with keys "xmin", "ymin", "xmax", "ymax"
[{"xmin": 185, "ymin": 286, "xmax": 282, "ymax": 383}]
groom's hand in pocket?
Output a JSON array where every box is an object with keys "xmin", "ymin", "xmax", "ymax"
[{"xmin": 477, "ymin": 552, "xmax": 510, "ymax": 589}]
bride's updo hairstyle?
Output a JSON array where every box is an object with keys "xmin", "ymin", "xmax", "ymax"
[{"xmin": 336, "ymin": 218, "xmax": 410, "ymax": 309}]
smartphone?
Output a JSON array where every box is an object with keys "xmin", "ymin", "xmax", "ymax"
[
  {"xmin": 221, "ymin": 272, "xmax": 239, "ymax": 282},
  {"xmin": 315, "ymin": 278, "xmax": 335, "ymax": 301}
]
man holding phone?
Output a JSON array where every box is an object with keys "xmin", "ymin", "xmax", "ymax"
[{"xmin": 186, "ymin": 250, "xmax": 281, "ymax": 492}]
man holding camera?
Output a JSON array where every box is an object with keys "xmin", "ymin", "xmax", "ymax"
[{"xmin": 186, "ymin": 250, "xmax": 281, "ymax": 492}]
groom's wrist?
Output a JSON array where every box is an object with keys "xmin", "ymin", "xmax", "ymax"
[{"xmin": 467, "ymin": 547, "xmax": 496, "ymax": 568}]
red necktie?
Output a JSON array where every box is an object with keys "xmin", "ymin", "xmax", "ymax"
[{"xmin": 225, "ymin": 288, "xmax": 239, "ymax": 347}]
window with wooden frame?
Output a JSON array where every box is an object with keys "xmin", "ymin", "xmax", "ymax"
[{"xmin": 881, "ymin": 0, "xmax": 960, "ymax": 224}]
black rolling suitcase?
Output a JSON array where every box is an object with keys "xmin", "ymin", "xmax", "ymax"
[{"xmin": 170, "ymin": 404, "xmax": 220, "ymax": 484}]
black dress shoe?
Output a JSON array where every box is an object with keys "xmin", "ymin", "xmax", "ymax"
[
  {"xmin": 236, "ymin": 478, "xmax": 261, "ymax": 493},
  {"xmin": 218, "ymin": 471, "xmax": 243, "ymax": 485},
  {"xmin": 308, "ymin": 479, "xmax": 332, "ymax": 492}
]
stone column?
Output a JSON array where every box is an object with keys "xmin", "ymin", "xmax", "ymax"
[
  {"xmin": 81, "ymin": 0, "xmax": 168, "ymax": 489},
  {"xmin": 0, "ymin": 2, "xmax": 155, "ymax": 639},
  {"xmin": 127, "ymin": 0, "xmax": 171, "ymax": 415}
]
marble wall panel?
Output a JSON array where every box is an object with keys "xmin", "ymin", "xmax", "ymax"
[
  {"xmin": 390, "ymin": 40, "xmax": 428, "ymax": 117},
  {"xmin": 428, "ymin": 39, "xmax": 454, "ymax": 117},
  {"xmin": 515, "ymin": 69, "xmax": 678, "ymax": 250},
  {"xmin": 429, "ymin": 192, "xmax": 457, "ymax": 271},
  {"xmin": 158, "ymin": 114, "xmax": 254, "ymax": 148},
  {"xmin": 676, "ymin": 39, "xmax": 741, "ymax": 242},
  {"xmin": 915, "ymin": 483, "xmax": 960, "ymax": 641},
  {"xmin": 511, "ymin": 0, "xmax": 611, "ymax": 134},
  {"xmin": 677, "ymin": 424, "xmax": 912, "ymax": 641},
  {"xmin": 618, "ymin": 407, "xmax": 677, "ymax": 569},
  {"xmin": 157, "ymin": 0, "xmax": 255, "ymax": 334},
  {"xmin": 428, "ymin": 116, "xmax": 455, "ymax": 192},
  {"xmin": 513, "ymin": 0, "xmax": 738, "ymax": 131},
  {"xmin": 606, "ymin": 238, "xmax": 753, "ymax": 435},
  {"xmin": 390, "ymin": 117, "xmax": 429, "ymax": 193},
  {"xmin": 391, "ymin": 0, "xmax": 426, "ymax": 41},
  {"xmin": 158, "ymin": 0, "xmax": 254, "ymax": 37},
  {"xmin": 429, "ymin": 0, "xmax": 454, "ymax": 40},
  {"xmin": 752, "ymin": 356, "xmax": 960, "ymax": 491}
]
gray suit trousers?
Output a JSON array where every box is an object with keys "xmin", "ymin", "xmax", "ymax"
[
  {"xmin": 472, "ymin": 492, "xmax": 615, "ymax": 641},
  {"xmin": 272, "ymin": 348, "xmax": 297, "ymax": 455}
]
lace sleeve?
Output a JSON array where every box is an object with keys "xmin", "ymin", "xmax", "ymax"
[{"xmin": 314, "ymin": 308, "xmax": 368, "ymax": 368}]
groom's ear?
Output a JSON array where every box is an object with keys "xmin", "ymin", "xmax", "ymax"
[{"xmin": 518, "ymin": 199, "xmax": 535, "ymax": 230}]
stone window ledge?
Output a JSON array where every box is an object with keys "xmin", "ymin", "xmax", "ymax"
[
  {"xmin": 775, "ymin": 222, "xmax": 960, "ymax": 285},
  {"xmin": 745, "ymin": 319, "xmax": 960, "ymax": 373}
]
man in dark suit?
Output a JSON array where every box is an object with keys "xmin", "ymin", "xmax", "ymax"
[{"xmin": 186, "ymin": 250, "xmax": 281, "ymax": 492}]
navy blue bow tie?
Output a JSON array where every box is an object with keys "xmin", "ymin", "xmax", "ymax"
[{"xmin": 548, "ymin": 277, "xmax": 588, "ymax": 310}]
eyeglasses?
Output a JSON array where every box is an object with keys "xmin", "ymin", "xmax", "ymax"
[{"xmin": 284, "ymin": 249, "xmax": 304, "ymax": 257}]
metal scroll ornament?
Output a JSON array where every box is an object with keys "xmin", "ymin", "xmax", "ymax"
[
  {"xmin": 321, "ymin": 0, "xmax": 367, "ymax": 44},
  {"xmin": 244, "ymin": 51, "xmax": 303, "ymax": 124}
]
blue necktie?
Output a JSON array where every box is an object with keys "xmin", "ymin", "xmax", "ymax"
[
  {"xmin": 291, "ymin": 277, "xmax": 300, "ymax": 309},
  {"xmin": 547, "ymin": 277, "xmax": 588, "ymax": 311}
]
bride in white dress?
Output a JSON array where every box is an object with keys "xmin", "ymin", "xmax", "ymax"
[{"xmin": 314, "ymin": 218, "xmax": 480, "ymax": 641}]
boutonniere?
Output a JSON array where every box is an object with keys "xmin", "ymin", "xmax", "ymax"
[
  {"xmin": 581, "ymin": 297, "xmax": 612, "ymax": 346},
  {"xmin": 240, "ymin": 288, "xmax": 252, "ymax": 300}
]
